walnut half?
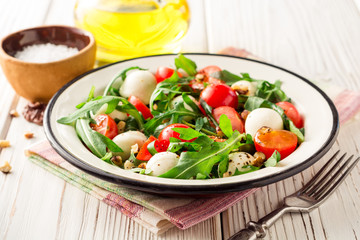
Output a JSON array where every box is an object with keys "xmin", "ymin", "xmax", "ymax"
[{"xmin": 0, "ymin": 161, "xmax": 12, "ymax": 173}]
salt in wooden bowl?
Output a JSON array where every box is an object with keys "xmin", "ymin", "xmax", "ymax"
[{"xmin": 0, "ymin": 25, "xmax": 96, "ymax": 103}]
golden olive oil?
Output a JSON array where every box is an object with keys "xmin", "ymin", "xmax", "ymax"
[{"xmin": 75, "ymin": 0, "xmax": 190, "ymax": 63}]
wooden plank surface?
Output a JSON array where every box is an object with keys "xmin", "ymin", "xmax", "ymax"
[{"xmin": 0, "ymin": 0, "xmax": 360, "ymax": 239}]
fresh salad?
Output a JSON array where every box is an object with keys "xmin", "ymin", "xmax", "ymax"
[{"xmin": 57, "ymin": 54, "xmax": 305, "ymax": 179}]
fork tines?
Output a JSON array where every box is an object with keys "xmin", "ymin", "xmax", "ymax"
[{"xmin": 300, "ymin": 150, "xmax": 360, "ymax": 201}]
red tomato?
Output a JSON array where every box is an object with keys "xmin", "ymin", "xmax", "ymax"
[
  {"xmin": 155, "ymin": 66, "xmax": 182, "ymax": 83},
  {"xmin": 276, "ymin": 101, "xmax": 303, "ymax": 128},
  {"xmin": 137, "ymin": 136, "xmax": 157, "ymax": 161},
  {"xmin": 254, "ymin": 127, "xmax": 298, "ymax": 160},
  {"xmin": 200, "ymin": 84, "xmax": 238, "ymax": 109},
  {"xmin": 128, "ymin": 95, "xmax": 153, "ymax": 120},
  {"xmin": 158, "ymin": 123, "xmax": 196, "ymax": 144},
  {"xmin": 213, "ymin": 106, "xmax": 245, "ymax": 133},
  {"xmin": 91, "ymin": 114, "xmax": 118, "ymax": 139},
  {"xmin": 137, "ymin": 136, "xmax": 169, "ymax": 161}
]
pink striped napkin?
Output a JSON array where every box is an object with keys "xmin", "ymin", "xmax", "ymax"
[{"xmin": 26, "ymin": 47, "xmax": 360, "ymax": 235}]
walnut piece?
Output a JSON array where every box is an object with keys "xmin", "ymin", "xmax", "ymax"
[
  {"xmin": 0, "ymin": 161, "xmax": 12, "ymax": 173},
  {"xmin": 24, "ymin": 132, "xmax": 34, "ymax": 139},
  {"xmin": 9, "ymin": 109, "xmax": 19, "ymax": 117},
  {"xmin": 0, "ymin": 140, "xmax": 10, "ymax": 148},
  {"xmin": 22, "ymin": 102, "xmax": 47, "ymax": 125}
]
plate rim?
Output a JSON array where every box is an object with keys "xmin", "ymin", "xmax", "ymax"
[{"xmin": 44, "ymin": 53, "xmax": 339, "ymax": 195}]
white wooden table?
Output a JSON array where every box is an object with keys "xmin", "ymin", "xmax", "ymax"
[{"xmin": 1, "ymin": 0, "xmax": 360, "ymax": 239}]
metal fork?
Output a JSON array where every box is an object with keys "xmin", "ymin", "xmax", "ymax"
[{"xmin": 228, "ymin": 151, "xmax": 360, "ymax": 240}]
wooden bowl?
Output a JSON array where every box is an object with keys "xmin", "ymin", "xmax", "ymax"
[{"xmin": 0, "ymin": 25, "xmax": 96, "ymax": 103}]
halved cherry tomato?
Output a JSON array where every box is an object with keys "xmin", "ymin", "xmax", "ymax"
[
  {"xmin": 254, "ymin": 127, "xmax": 298, "ymax": 159},
  {"xmin": 155, "ymin": 66, "xmax": 182, "ymax": 83},
  {"xmin": 137, "ymin": 136, "xmax": 169, "ymax": 161},
  {"xmin": 128, "ymin": 95, "xmax": 153, "ymax": 120},
  {"xmin": 137, "ymin": 136, "xmax": 157, "ymax": 161},
  {"xmin": 213, "ymin": 106, "xmax": 244, "ymax": 133},
  {"xmin": 91, "ymin": 114, "xmax": 118, "ymax": 139},
  {"xmin": 200, "ymin": 84, "xmax": 238, "ymax": 109},
  {"xmin": 158, "ymin": 123, "xmax": 196, "ymax": 145},
  {"xmin": 276, "ymin": 101, "xmax": 303, "ymax": 128}
]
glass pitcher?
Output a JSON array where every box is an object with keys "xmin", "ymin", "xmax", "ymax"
[{"xmin": 74, "ymin": 0, "xmax": 190, "ymax": 63}]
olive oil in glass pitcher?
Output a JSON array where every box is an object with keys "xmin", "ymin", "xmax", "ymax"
[{"xmin": 74, "ymin": 0, "xmax": 190, "ymax": 63}]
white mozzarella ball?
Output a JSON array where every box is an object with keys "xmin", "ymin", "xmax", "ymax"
[
  {"xmin": 227, "ymin": 152, "xmax": 255, "ymax": 176},
  {"xmin": 92, "ymin": 103, "xmax": 128, "ymax": 121},
  {"xmin": 245, "ymin": 108, "xmax": 283, "ymax": 138},
  {"xmin": 146, "ymin": 152, "xmax": 180, "ymax": 176},
  {"xmin": 112, "ymin": 131, "xmax": 147, "ymax": 160},
  {"xmin": 231, "ymin": 80, "xmax": 257, "ymax": 96},
  {"xmin": 119, "ymin": 70, "xmax": 157, "ymax": 105}
]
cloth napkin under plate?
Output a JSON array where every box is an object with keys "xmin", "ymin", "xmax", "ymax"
[{"xmin": 26, "ymin": 47, "xmax": 360, "ymax": 235}]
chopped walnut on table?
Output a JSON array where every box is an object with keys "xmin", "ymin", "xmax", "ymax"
[
  {"xmin": 0, "ymin": 140, "xmax": 10, "ymax": 148},
  {"xmin": 22, "ymin": 102, "xmax": 47, "ymax": 125},
  {"xmin": 9, "ymin": 109, "xmax": 19, "ymax": 117},
  {"xmin": 24, "ymin": 132, "xmax": 34, "ymax": 139},
  {"xmin": 0, "ymin": 161, "xmax": 12, "ymax": 173}
]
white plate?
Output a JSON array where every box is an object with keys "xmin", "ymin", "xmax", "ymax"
[{"xmin": 44, "ymin": 54, "xmax": 339, "ymax": 195}]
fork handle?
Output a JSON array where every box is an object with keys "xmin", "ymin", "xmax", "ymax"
[{"xmin": 228, "ymin": 205, "xmax": 291, "ymax": 239}]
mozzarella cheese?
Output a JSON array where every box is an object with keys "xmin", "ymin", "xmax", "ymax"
[
  {"xmin": 245, "ymin": 108, "xmax": 283, "ymax": 138},
  {"xmin": 226, "ymin": 152, "xmax": 255, "ymax": 176},
  {"xmin": 231, "ymin": 80, "xmax": 257, "ymax": 96},
  {"xmin": 146, "ymin": 152, "xmax": 180, "ymax": 176},
  {"xmin": 112, "ymin": 131, "xmax": 147, "ymax": 160},
  {"xmin": 119, "ymin": 70, "xmax": 157, "ymax": 105}
]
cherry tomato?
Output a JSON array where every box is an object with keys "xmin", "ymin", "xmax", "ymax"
[
  {"xmin": 158, "ymin": 123, "xmax": 196, "ymax": 144},
  {"xmin": 155, "ymin": 66, "xmax": 182, "ymax": 83},
  {"xmin": 91, "ymin": 114, "xmax": 118, "ymax": 139},
  {"xmin": 276, "ymin": 101, "xmax": 303, "ymax": 128},
  {"xmin": 128, "ymin": 95, "xmax": 153, "ymax": 120},
  {"xmin": 254, "ymin": 127, "xmax": 298, "ymax": 159},
  {"xmin": 200, "ymin": 84, "xmax": 238, "ymax": 109},
  {"xmin": 137, "ymin": 136, "xmax": 169, "ymax": 161},
  {"xmin": 137, "ymin": 136, "xmax": 157, "ymax": 161},
  {"xmin": 213, "ymin": 106, "xmax": 245, "ymax": 133}
]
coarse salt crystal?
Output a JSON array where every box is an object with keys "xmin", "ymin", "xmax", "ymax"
[{"xmin": 14, "ymin": 43, "xmax": 79, "ymax": 63}]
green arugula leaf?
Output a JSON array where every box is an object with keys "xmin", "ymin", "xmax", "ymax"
[
  {"xmin": 219, "ymin": 114, "xmax": 233, "ymax": 138},
  {"xmin": 233, "ymin": 165, "xmax": 260, "ymax": 175},
  {"xmin": 171, "ymin": 127, "xmax": 203, "ymax": 140},
  {"xmin": 195, "ymin": 118, "xmax": 204, "ymax": 132},
  {"xmin": 199, "ymin": 98, "xmax": 219, "ymax": 128},
  {"xmin": 159, "ymin": 131, "xmax": 245, "ymax": 179},
  {"xmin": 75, "ymin": 118, "xmax": 107, "ymax": 158},
  {"xmin": 264, "ymin": 150, "xmax": 281, "ymax": 167},
  {"xmin": 196, "ymin": 173, "xmax": 208, "ymax": 179},
  {"xmin": 116, "ymin": 98, "xmax": 145, "ymax": 131},
  {"xmin": 144, "ymin": 102, "xmax": 200, "ymax": 135},
  {"xmin": 174, "ymin": 54, "xmax": 197, "ymax": 76},
  {"xmin": 76, "ymin": 86, "xmax": 96, "ymax": 109},
  {"xmin": 218, "ymin": 157, "xmax": 229, "ymax": 178},
  {"xmin": 93, "ymin": 132, "xmax": 123, "ymax": 153},
  {"xmin": 104, "ymin": 66, "xmax": 146, "ymax": 96},
  {"xmin": 57, "ymin": 96, "xmax": 121, "ymax": 125},
  {"xmin": 210, "ymin": 70, "xmax": 242, "ymax": 85},
  {"xmin": 131, "ymin": 168, "xmax": 152, "ymax": 175},
  {"xmin": 255, "ymin": 80, "xmax": 289, "ymax": 103},
  {"xmin": 182, "ymin": 93, "xmax": 201, "ymax": 113}
]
